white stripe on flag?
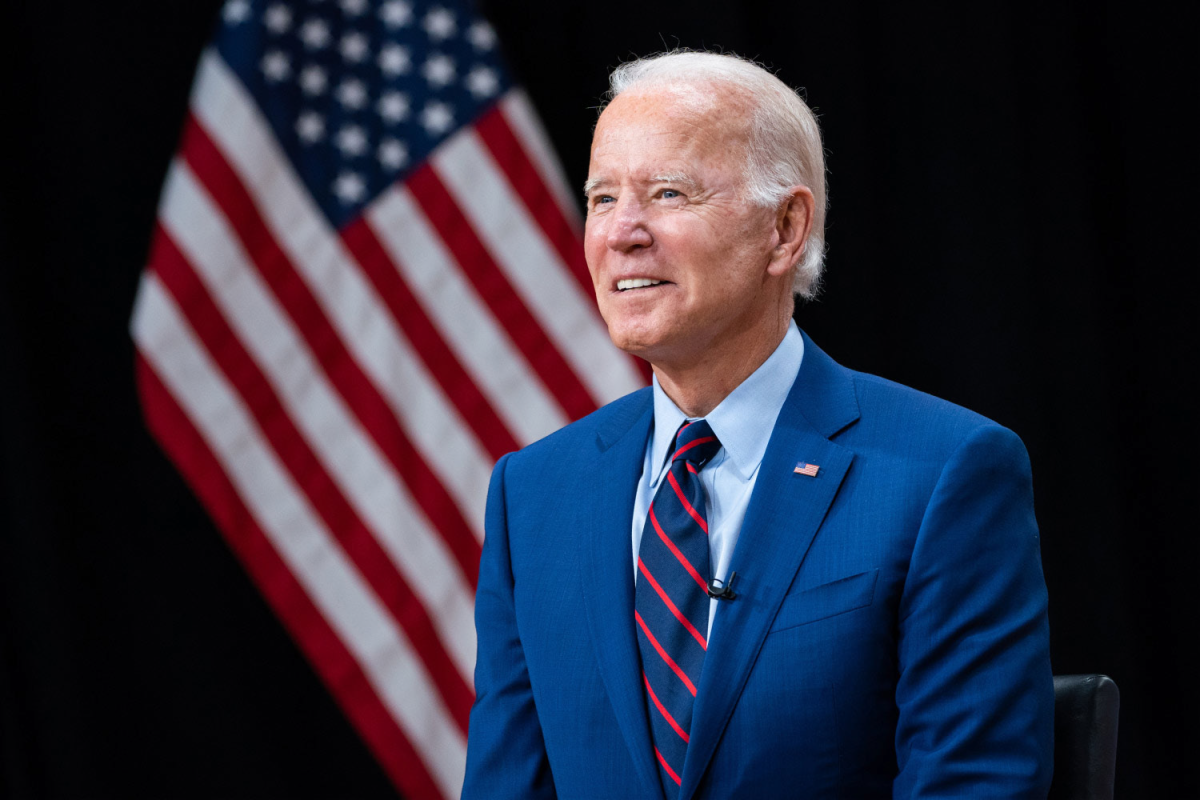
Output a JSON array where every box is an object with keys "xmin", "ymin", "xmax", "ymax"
[
  {"xmin": 499, "ymin": 90, "xmax": 582, "ymax": 230},
  {"xmin": 431, "ymin": 128, "xmax": 645, "ymax": 406},
  {"xmin": 190, "ymin": 48, "xmax": 491, "ymax": 538},
  {"xmin": 159, "ymin": 160, "xmax": 477, "ymax": 684},
  {"xmin": 365, "ymin": 185, "xmax": 569, "ymax": 445},
  {"xmin": 131, "ymin": 274, "xmax": 467, "ymax": 798}
]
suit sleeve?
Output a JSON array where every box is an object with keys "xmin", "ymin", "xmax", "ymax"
[
  {"xmin": 461, "ymin": 453, "xmax": 557, "ymax": 799},
  {"xmin": 893, "ymin": 424, "xmax": 1054, "ymax": 798}
]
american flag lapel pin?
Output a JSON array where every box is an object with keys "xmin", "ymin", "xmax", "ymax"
[{"xmin": 794, "ymin": 461, "xmax": 820, "ymax": 477}]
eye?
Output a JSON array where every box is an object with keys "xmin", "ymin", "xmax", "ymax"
[{"xmin": 659, "ymin": 188, "xmax": 684, "ymax": 200}]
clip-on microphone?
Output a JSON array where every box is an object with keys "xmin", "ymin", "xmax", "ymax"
[{"xmin": 706, "ymin": 571, "xmax": 738, "ymax": 601}]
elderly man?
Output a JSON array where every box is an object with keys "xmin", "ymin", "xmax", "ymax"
[{"xmin": 462, "ymin": 51, "xmax": 1053, "ymax": 799}]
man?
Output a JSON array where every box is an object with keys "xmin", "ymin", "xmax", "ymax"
[{"xmin": 463, "ymin": 51, "xmax": 1053, "ymax": 799}]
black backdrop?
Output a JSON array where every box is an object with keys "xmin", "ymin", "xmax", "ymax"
[{"xmin": 2, "ymin": 0, "xmax": 1196, "ymax": 796}]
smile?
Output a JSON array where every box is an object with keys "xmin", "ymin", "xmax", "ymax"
[{"xmin": 616, "ymin": 279, "xmax": 666, "ymax": 291}]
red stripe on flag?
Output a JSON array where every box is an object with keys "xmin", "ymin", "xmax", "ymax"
[
  {"xmin": 637, "ymin": 558, "xmax": 706, "ymax": 650},
  {"xmin": 179, "ymin": 116, "xmax": 482, "ymax": 589},
  {"xmin": 474, "ymin": 105, "xmax": 591, "ymax": 294},
  {"xmin": 634, "ymin": 611, "xmax": 698, "ymax": 697},
  {"xmin": 648, "ymin": 505, "xmax": 709, "ymax": 593},
  {"xmin": 340, "ymin": 216, "xmax": 520, "ymax": 460},
  {"xmin": 148, "ymin": 228, "xmax": 473, "ymax": 733},
  {"xmin": 136, "ymin": 354, "xmax": 445, "ymax": 800},
  {"xmin": 643, "ymin": 673, "xmax": 690, "ymax": 743},
  {"xmin": 405, "ymin": 163, "xmax": 597, "ymax": 421}
]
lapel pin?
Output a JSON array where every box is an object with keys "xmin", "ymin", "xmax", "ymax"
[{"xmin": 794, "ymin": 461, "xmax": 820, "ymax": 477}]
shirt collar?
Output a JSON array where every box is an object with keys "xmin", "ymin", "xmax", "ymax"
[{"xmin": 649, "ymin": 320, "xmax": 805, "ymax": 482}]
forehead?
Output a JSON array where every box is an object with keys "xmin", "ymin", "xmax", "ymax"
[{"xmin": 588, "ymin": 84, "xmax": 750, "ymax": 178}]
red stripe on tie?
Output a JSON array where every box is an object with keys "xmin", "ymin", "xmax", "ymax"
[
  {"xmin": 655, "ymin": 747, "xmax": 683, "ymax": 786},
  {"xmin": 644, "ymin": 673, "xmax": 690, "ymax": 743},
  {"xmin": 649, "ymin": 506, "xmax": 709, "ymax": 593},
  {"xmin": 638, "ymin": 558, "xmax": 707, "ymax": 650},
  {"xmin": 686, "ymin": 463, "xmax": 698, "ymax": 475},
  {"xmin": 635, "ymin": 611, "xmax": 698, "ymax": 697},
  {"xmin": 667, "ymin": 471, "xmax": 708, "ymax": 534},
  {"xmin": 672, "ymin": 435, "xmax": 716, "ymax": 462}
]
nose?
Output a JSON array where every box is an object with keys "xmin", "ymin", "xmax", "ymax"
[{"xmin": 604, "ymin": 196, "xmax": 653, "ymax": 252}]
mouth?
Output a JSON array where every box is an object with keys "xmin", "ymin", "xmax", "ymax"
[{"xmin": 616, "ymin": 278, "xmax": 670, "ymax": 292}]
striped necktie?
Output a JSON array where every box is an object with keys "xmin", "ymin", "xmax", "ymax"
[{"xmin": 635, "ymin": 419, "xmax": 722, "ymax": 797}]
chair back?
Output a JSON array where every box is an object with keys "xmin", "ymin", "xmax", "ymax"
[{"xmin": 1049, "ymin": 674, "xmax": 1120, "ymax": 800}]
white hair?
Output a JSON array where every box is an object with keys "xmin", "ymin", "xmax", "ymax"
[{"xmin": 606, "ymin": 51, "xmax": 828, "ymax": 298}]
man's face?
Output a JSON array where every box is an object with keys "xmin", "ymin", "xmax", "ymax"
[{"xmin": 584, "ymin": 84, "xmax": 785, "ymax": 372}]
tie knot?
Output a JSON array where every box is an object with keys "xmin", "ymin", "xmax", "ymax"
[{"xmin": 671, "ymin": 419, "xmax": 722, "ymax": 469}]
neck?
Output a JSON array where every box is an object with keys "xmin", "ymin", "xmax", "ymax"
[{"xmin": 652, "ymin": 313, "xmax": 791, "ymax": 418}]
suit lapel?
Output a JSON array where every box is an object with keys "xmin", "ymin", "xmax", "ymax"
[
  {"xmin": 579, "ymin": 391, "xmax": 664, "ymax": 799},
  {"xmin": 679, "ymin": 333, "xmax": 860, "ymax": 800}
]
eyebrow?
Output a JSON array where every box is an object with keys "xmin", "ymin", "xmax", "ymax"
[
  {"xmin": 652, "ymin": 172, "xmax": 698, "ymax": 189},
  {"xmin": 582, "ymin": 173, "xmax": 699, "ymax": 196}
]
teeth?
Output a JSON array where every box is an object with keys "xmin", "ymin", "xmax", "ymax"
[{"xmin": 617, "ymin": 278, "xmax": 664, "ymax": 291}]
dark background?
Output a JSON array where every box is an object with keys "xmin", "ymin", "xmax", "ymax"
[{"xmin": 2, "ymin": 0, "xmax": 1195, "ymax": 796}]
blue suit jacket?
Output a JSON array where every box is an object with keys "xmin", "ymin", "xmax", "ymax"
[{"xmin": 463, "ymin": 333, "xmax": 1053, "ymax": 799}]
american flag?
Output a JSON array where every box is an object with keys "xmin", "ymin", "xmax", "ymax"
[
  {"xmin": 129, "ymin": 1, "xmax": 644, "ymax": 796},
  {"xmin": 794, "ymin": 461, "xmax": 820, "ymax": 477}
]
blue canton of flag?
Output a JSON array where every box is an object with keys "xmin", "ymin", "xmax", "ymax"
[{"xmin": 217, "ymin": 0, "xmax": 512, "ymax": 227}]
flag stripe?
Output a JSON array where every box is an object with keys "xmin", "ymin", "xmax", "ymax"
[
  {"xmin": 338, "ymin": 213, "xmax": 523, "ymax": 459},
  {"xmin": 475, "ymin": 105, "xmax": 592, "ymax": 294},
  {"xmin": 404, "ymin": 164, "xmax": 597, "ymax": 421},
  {"xmin": 136, "ymin": 354, "xmax": 446, "ymax": 800},
  {"xmin": 191, "ymin": 50, "xmax": 495, "ymax": 540},
  {"xmin": 147, "ymin": 226, "xmax": 473, "ymax": 730},
  {"xmin": 498, "ymin": 90, "xmax": 581, "ymax": 233},
  {"xmin": 364, "ymin": 184, "xmax": 571, "ymax": 443},
  {"xmin": 157, "ymin": 161, "xmax": 477, "ymax": 684},
  {"xmin": 132, "ymin": 276, "xmax": 466, "ymax": 797},
  {"xmin": 431, "ymin": 128, "xmax": 645, "ymax": 405}
]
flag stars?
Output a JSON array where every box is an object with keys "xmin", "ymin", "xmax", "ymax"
[
  {"xmin": 335, "ymin": 78, "xmax": 368, "ymax": 109},
  {"xmin": 333, "ymin": 171, "xmax": 367, "ymax": 203},
  {"xmin": 223, "ymin": 0, "xmax": 251, "ymax": 24},
  {"xmin": 339, "ymin": 0, "xmax": 368, "ymax": 15},
  {"xmin": 296, "ymin": 111, "xmax": 325, "ymax": 143},
  {"xmin": 423, "ymin": 7, "xmax": 456, "ymax": 41},
  {"xmin": 378, "ymin": 138, "xmax": 409, "ymax": 170},
  {"xmin": 465, "ymin": 65, "xmax": 499, "ymax": 99},
  {"xmin": 261, "ymin": 50, "xmax": 291, "ymax": 82},
  {"xmin": 264, "ymin": 4, "xmax": 292, "ymax": 33},
  {"xmin": 378, "ymin": 43, "xmax": 411, "ymax": 76},
  {"xmin": 422, "ymin": 53, "xmax": 455, "ymax": 88},
  {"xmin": 379, "ymin": 0, "xmax": 413, "ymax": 28},
  {"xmin": 378, "ymin": 91, "xmax": 410, "ymax": 123},
  {"xmin": 466, "ymin": 21, "xmax": 496, "ymax": 50},
  {"xmin": 299, "ymin": 64, "xmax": 328, "ymax": 95},
  {"xmin": 340, "ymin": 31, "xmax": 370, "ymax": 63},
  {"xmin": 420, "ymin": 101, "xmax": 454, "ymax": 136},
  {"xmin": 299, "ymin": 18, "xmax": 331, "ymax": 49},
  {"xmin": 335, "ymin": 124, "xmax": 369, "ymax": 157}
]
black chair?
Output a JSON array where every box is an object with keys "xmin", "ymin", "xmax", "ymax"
[{"xmin": 1049, "ymin": 674, "xmax": 1120, "ymax": 800}]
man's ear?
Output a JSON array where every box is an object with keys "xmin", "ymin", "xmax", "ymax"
[{"xmin": 766, "ymin": 186, "xmax": 815, "ymax": 278}]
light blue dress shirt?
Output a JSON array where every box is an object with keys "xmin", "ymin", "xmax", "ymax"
[{"xmin": 631, "ymin": 321, "xmax": 805, "ymax": 637}]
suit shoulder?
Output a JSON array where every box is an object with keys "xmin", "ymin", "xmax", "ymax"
[
  {"xmin": 504, "ymin": 386, "xmax": 652, "ymax": 473},
  {"xmin": 845, "ymin": 369, "xmax": 1020, "ymax": 457}
]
